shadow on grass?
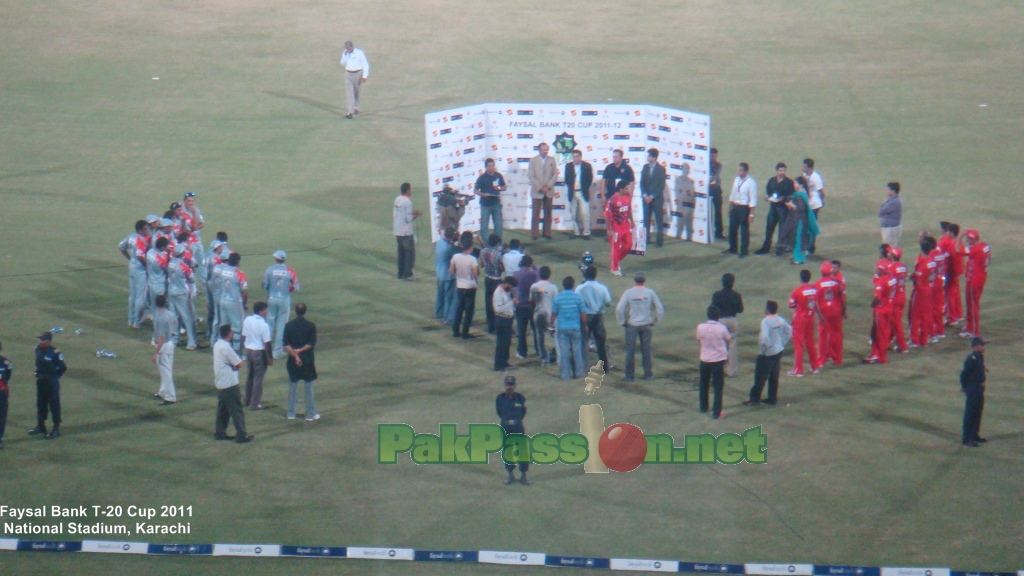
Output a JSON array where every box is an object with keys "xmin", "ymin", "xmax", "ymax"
[{"xmin": 263, "ymin": 90, "xmax": 345, "ymax": 116}]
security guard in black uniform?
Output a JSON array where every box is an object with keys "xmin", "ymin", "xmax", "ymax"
[
  {"xmin": 495, "ymin": 375, "xmax": 529, "ymax": 486},
  {"xmin": 960, "ymin": 337, "xmax": 988, "ymax": 447},
  {"xmin": 0, "ymin": 341, "xmax": 12, "ymax": 449},
  {"xmin": 30, "ymin": 332, "xmax": 67, "ymax": 440}
]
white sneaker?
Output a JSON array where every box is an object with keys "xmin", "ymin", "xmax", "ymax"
[
  {"xmin": 610, "ymin": 269, "xmax": 623, "ymax": 277},
  {"xmin": 305, "ymin": 414, "xmax": 321, "ymax": 422},
  {"xmin": 287, "ymin": 416, "xmax": 296, "ymax": 420}
]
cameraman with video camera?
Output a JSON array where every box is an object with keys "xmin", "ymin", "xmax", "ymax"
[{"xmin": 436, "ymin": 185, "xmax": 468, "ymax": 237}]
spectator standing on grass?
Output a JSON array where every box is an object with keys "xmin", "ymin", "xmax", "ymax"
[
  {"xmin": 710, "ymin": 273, "xmax": 744, "ymax": 378},
  {"xmin": 283, "ymin": 303, "xmax": 319, "ymax": 422},
  {"xmin": 479, "ymin": 234, "xmax": 505, "ymax": 335},
  {"xmin": 213, "ymin": 325, "xmax": 253, "ymax": 443},
  {"xmin": 755, "ymin": 162, "xmax": 794, "ymax": 255},
  {"xmin": 639, "ymin": 148, "xmax": 667, "ymax": 248},
  {"xmin": 450, "ymin": 233, "xmax": 480, "ymax": 339},
  {"xmin": 802, "ymin": 159, "xmax": 825, "ymax": 254},
  {"xmin": 434, "ymin": 229, "xmax": 459, "ymax": 325},
  {"xmin": 576, "ymin": 265, "xmax": 613, "ymax": 371},
  {"xmin": 960, "ymin": 337, "xmax": 988, "ymax": 447},
  {"xmin": 263, "ymin": 250, "xmax": 299, "ymax": 359},
  {"xmin": 879, "ymin": 182, "xmax": 903, "ymax": 248},
  {"xmin": 493, "ymin": 276, "xmax": 518, "ymax": 372},
  {"xmin": 708, "ymin": 148, "xmax": 726, "ymax": 240},
  {"xmin": 551, "ymin": 276, "xmax": 588, "ymax": 380},
  {"xmin": 241, "ymin": 302, "xmax": 273, "ymax": 410},
  {"xmin": 339, "ymin": 40, "xmax": 369, "ymax": 119},
  {"xmin": 725, "ymin": 162, "xmax": 756, "ymax": 258},
  {"xmin": 0, "ymin": 342, "xmax": 12, "ymax": 449},
  {"xmin": 744, "ymin": 301, "xmax": 792, "ymax": 407},
  {"xmin": 513, "ymin": 255, "xmax": 538, "ymax": 360},
  {"xmin": 393, "ymin": 183, "xmax": 422, "ymax": 281},
  {"xmin": 529, "ymin": 266, "xmax": 559, "ymax": 366},
  {"xmin": 696, "ymin": 306, "xmax": 730, "ymax": 419},
  {"xmin": 502, "ymin": 239, "xmax": 524, "ymax": 275},
  {"xmin": 616, "ymin": 272, "xmax": 664, "ymax": 382},
  {"xmin": 152, "ymin": 295, "xmax": 178, "ymax": 406}
]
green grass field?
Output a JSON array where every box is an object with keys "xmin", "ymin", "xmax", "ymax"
[{"xmin": 1, "ymin": 0, "xmax": 1023, "ymax": 574}]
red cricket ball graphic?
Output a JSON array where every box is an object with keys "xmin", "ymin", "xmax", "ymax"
[{"xmin": 598, "ymin": 423, "xmax": 647, "ymax": 472}]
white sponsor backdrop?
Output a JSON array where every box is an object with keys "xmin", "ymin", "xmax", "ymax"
[{"xmin": 424, "ymin": 104, "xmax": 711, "ymax": 243}]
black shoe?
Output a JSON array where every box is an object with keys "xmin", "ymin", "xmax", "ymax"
[
  {"xmin": 962, "ymin": 441, "xmax": 979, "ymax": 447},
  {"xmin": 519, "ymin": 476, "xmax": 531, "ymax": 486},
  {"xmin": 738, "ymin": 253, "xmax": 748, "ymax": 259},
  {"xmin": 45, "ymin": 429, "xmax": 60, "ymax": 440},
  {"xmin": 721, "ymin": 249, "xmax": 736, "ymax": 255},
  {"xmin": 754, "ymin": 247, "xmax": 770, "ymax": 255},
  {"xmin": 742, "ymin": 400, "xmax": 760, "ymax": 406},
  {"xmin": 452, "ymin": 332, "xmax": 460, "ymax": 338},
  {"xmin": 764, "ymin": 400, "xmax": 777, "ymax": 405},
  {"xmin": 214, "ymin": 433, "xmax": 235, "ymax": 441},
  {"xmin": 642, "ymin": 374, "xmax": 654, "ymax": 381},
  {"xmin": 153, "ymin": 393, "xmax": 162, "ymax": 398},
  {"xmin": 504, "ymin": 476, "xmax": 516, "ymax": 485},
  {"xmin": 976, "ymin": 437, "xmax": 988, "ymax": 443},
  {"xmin": 345, "ymin": 114, "xmax": 353, "ymax": 119},
  {"xmin": 158, "ymin": 400, "xmax": 176, "ymax": 406},
  {"xmin": 236, "ymin": 435, "xmax": 255, "ymax": 444},
  {"xmin": 29, "ymin": 426, "xmax": 46, "ymax": 436}
]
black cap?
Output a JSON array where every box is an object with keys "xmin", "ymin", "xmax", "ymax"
[
  {"xmin": 37, "ymin": 331, "xmax": 53, "ymax": 341},
  {"xmin": 971, "ymin": 337, "xmax": 988, "ymax": 347},
  {"xmin": 169, "ymin": 201, "xmax": 182, "ymax": 210},
  {"xmin": 504, "ymin": 375, "xmax": 516, "ymax": 385}
]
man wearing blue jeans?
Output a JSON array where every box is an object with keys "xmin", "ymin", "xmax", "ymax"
[
  {"xmin": 475, "ymin": 158, "xmax": 506, "ymax": 243},
  {"xmin": 551, "ymin": 276, "xmax": 588, "ymax": 380},
  {"xmin": 283, "ymin": 303, "xmax": 319, "ymax": 421},
  {"xmin": 433, "ymin": 229, "xmax": 458, "ymax": 325}
]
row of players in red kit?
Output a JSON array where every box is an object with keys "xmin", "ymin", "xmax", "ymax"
[
  {"xmin": 784, "ymin": 224, "xmax": 990, "ymax": 372},
  {"xmin": 867, "ymin": 226, "xmax": 989, "ymax": 363}
]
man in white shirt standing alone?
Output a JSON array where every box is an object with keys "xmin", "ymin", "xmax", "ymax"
[
  {"xmin": 241, "ymin": 302, "xmax": 273, "ymax": 411},
  {"xmin": 340, "ymin": 40, "xmax": 369, "ymax": 119},
  {"xmin": 213, "ymin": 325, "xmax": 253, "ymax": 443},
  {"xmin": 726, "ymin": 162, "xmax": 757, "ymax": 258}
]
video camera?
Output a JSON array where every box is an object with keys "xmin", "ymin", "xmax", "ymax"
[{"xmin": 434, "ymin": 185, "xmax": 475, "ymax": 208}]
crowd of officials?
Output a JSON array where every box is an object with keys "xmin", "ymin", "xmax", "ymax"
[{"xmin": 392, "ymin": 145, "xmax": 994, "ymax": 458}]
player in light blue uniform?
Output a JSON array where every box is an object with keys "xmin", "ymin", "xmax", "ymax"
[{"xmin": 262, "ymin": 250, "xmax": 300, "ymax": 359}]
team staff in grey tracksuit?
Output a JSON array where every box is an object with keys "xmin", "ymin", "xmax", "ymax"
[
  {"xmin": 262, "ymin": 250, "xmax": 299, "ymax": 359},
  {"xmin": 219, "ymin": 252, "xmax": 249, "ymax": 352},
  {"xmin": 119, "ymin": 220, "xmax": 151, "ymax": 328},
  {"xmin": 167, "ymin": 245, "xmax": 197, "ymax": 350}
]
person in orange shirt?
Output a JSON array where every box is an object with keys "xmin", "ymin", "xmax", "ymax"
[
  {"xmin": 938, "ymin": 222, "xmax": 963, "ymax": 326},
  {"xmin": 888, "ymin": 247, "xmax": 910, "ymax": 354},
  {"xmin": 787, "ymin": 269, "xmax": 821, "ymax": 376},
  {"xmin": 959, "ymin": 229, "xmax": 991, "ymax": 338},
  {"xmin": 814, "ymin": 262, "xmax": 844, "ymax": 366}
]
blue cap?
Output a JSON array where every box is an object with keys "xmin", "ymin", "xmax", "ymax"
[
  {"xmin": 160, "ymin": 218, "xmax": 173, "ymax": 227},
  {"xmin": 146, "ymin": 214, "xmax": 161, "ymax": 224},
  {"xmin": 173, "ymin": 244, "xmax": 186, "ymax": 256},
  {"xmin": 210, "ymin": 240, "xmax": 223, "ymax": 250},
  {"xmin": 273, "ymin": 250, "xmax": 286, "ymax": 261}
]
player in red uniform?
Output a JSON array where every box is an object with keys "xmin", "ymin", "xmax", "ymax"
[
  {"xmin": 927, "ymin": 234, "xmax": 948, "ymax": 339},
  {"xmin": 875, "ymin": 244, "xmax": 895, "ymax": 277},
  {"xmin": 605, "ymin": 180, "xmax": 634, "ymax": 276},
  {"xmin": 959, "ymin": 229, "xmax": 990, "ymax": 338},
  {"xmin": 815, "ymin": 262, "xmax": 844, "ymax": 366},
  {"xmin": 909, "ymin": 237, "xmax": 937, "ymax": 347},
  {"xmin": 888, "ymin": 247, "xmax": 909, "ymax": 354},
  {"xmin": 787, "ymin": 269, "xmax": 821, "ymax": 376},
  {"xmin": 939, "ymin": 222, "xmax": 963, "ymax": 326},
  {"xmin": 866, "ymin": 262, "xmax": 899, "ymax": 363}
]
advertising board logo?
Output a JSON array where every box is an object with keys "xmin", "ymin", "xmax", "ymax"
[
  {"xmin": 450, "ymin": 114, "xmax": 463, "ymax": 121},
  {"xmin": 670, "ymin": 115, "xmax": 684, "ymax": 123},
  {"xmin": 658, "ymin": 125, "xmax": 671, "ymax": 132},
  {"xmin": 602, "ymin": 134, "xmax": 609, "ymax": 140},
  {"xmin": 695, "ymin": 144, "xmax": 708, "ymax": 151},
  {"xmin": 582, "ymin": 110, "xmax": 598, "ymax": 116},
  {"xmin": 613, "ymin": 134, "xmax": 629, "ymax": 140},
  {"xmin": 442, "ymin": 116, "xmax": 448, "ymax": 123},
  {"xmin": 629, "ymin": 122, "xmax": 645, "ymax": 129},
  {"xmin": 463, "ymin": 148, "xmax": 475, "ymax": 154},
  {"xmin": 628, "ymin": 146, "xmax": 645, "ymax": 152},
  {"xmin": 517, "ymin": 133, "xmax": 533, "ymax": 139},
  {"xmin": 647, "ymin": 135, "xmax": 660, "ymax": 142},
  {"xmin": 440, "ymin": 128, "xmax": 452, "ymax": 135},
  {"xmin": 452, "ymin": 162, "xmax": 464, "ymax": 169},
  {"xmin": 473, "ymin": 133, "xmax": 486, "ymax": 140},
  {"xmin": 429, "ymin": 142, "xmax": 442, "ymax": 149},
  {"xmin": 570, "ymin": 110, "xmax": 577, "ymax": 116},
  {"xmin": 683, "ymin": 154, "xmax": 696, "ymax": 161},
  {"xmin": 634, "ymin": 109, "xmax": 642, "ymax": 116},
  {"xmin": 491, "ymin": 144, "xmax": 499, "ymax": 151},
  {"xmin": 506, "ymin": 133, "xmax": 513, "ymax": 139},
  {"xmin": 442, "ymin": 176, "xmax": 455, "ymax": 183},
  {"xmin": 517, "ymin": 110, "xmax": 534, "ymax": 115},
  {"xmin": 506, "ymin": 109, "xmax": 513, "ymax": 115},
  {"xmin": 553, "ymin": 132, "xmax": 577, "ymax": 164},
  {"xmin": 700, "ymin": 132, "xmax": 706, "ymax": 138}
]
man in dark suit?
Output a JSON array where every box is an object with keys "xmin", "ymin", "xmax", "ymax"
[
  {"xmin": 564, "ymin": 149, "xmax": 594, "ymax": 239},
  {"xmin": 640, "ymin": 148, "xmax": 668, "ymax": 248},
  {"xmin": 602, "ymin": 149, "xmax": 634, "ymax": 200},
  {"xmin": 960, "ymin": 337, "xmax": 988, "ymax": 447}
]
